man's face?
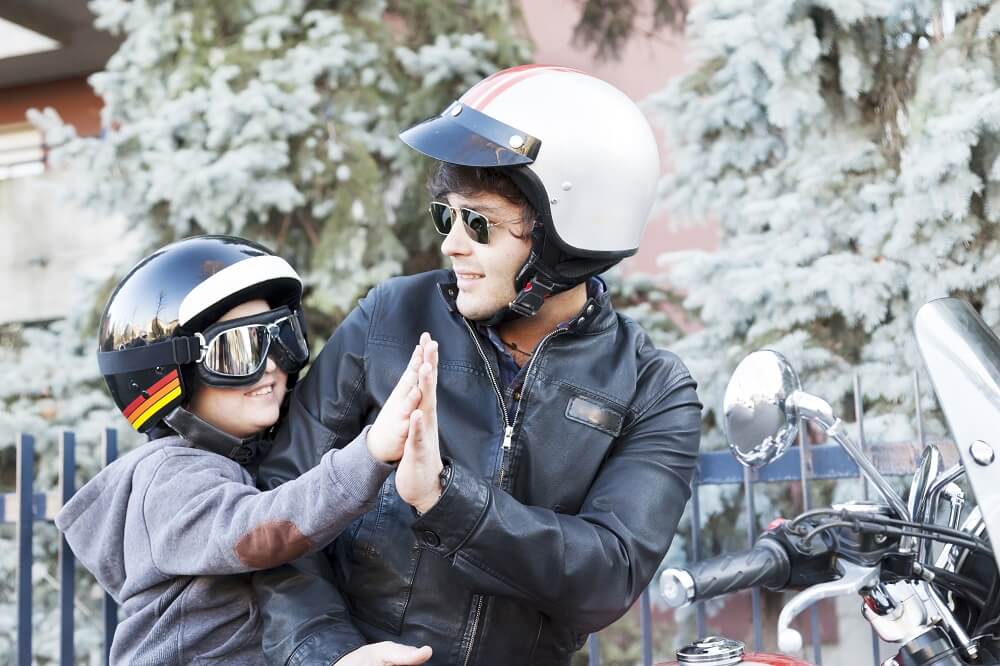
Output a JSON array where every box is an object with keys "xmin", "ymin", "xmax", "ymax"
[{"xmin": 440, "ymin": 191, "xmax": 532, "ymax": 321}]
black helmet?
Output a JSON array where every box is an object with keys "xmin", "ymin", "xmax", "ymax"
[{"xmin": 97, "ymin": 235, "xmax": 308, "ymax": 433}]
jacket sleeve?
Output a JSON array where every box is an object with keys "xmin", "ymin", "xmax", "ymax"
[
  {"xmin": 141, "ymin": 429, "xmax": 390, "ymax": 577},
  {"xmin": 252, "ymin": 288, "xmax": 379, "ymax": 666},
  {"xmin": 413, "ymin": 370, "xmax": 702, "ymax": 633}
]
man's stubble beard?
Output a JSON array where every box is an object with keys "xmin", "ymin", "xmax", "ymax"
[{"xmin": 456, "ymin": 281, "xmax": 517, "ymax": 322}]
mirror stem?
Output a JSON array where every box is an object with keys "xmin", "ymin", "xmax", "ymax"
[{"xmin": 788, "ymin": 391, "xmax": 910, "ymax": 520}]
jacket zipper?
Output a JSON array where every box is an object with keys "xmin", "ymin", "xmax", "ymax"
[
  {"xmin": 463, "ymin": 595, "xmax": 485, "ymax": 666},
  {"xmin": 462, "ymin": 318, "xmax": 511, "ymax": 461},
  {"xmin": 501, "ymin": 328, "xmax": 563, "ymax": 486},
  {"xmin": 459, "ymin": 321, "xmax": 565, "ymax": 665},
  {"xmin": 461, "ymin": 320, "xmax": 507, "ymax": 666}
]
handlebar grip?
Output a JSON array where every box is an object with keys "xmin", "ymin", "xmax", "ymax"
[{"xmin": 660, "ymin": 538, "xmax": 791, "ymax": 607}]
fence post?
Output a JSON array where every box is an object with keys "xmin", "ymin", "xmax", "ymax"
[
  {"xmin": 102, "ymin": 429, "xmax": 119, "ymax": 665},
  {"xmin": 690, "ymin": 480, "xmax": 706, "ymax": 637},
  {"xmin": 640, "ymin": 586, "xmax": 653, "ymax": 666},
  {"xmin": 588, "ymin": 633, "xmax": 601, "ymax": 666},
  {"xmin": 16, "ymin": 434, "xmax": 35, "ymax": 666},
  {"xmin": 798, "ymin": 422, "xmax": 822, "ymax": 665},
  {"xmin": 59, "ymin": 432, "xmax": 76, "ymax": 665},
  {"xmin": 743, "ymin": 466, "xmax": 762, "ymax": 651},
  {"xmin": 854, "ymin": 374, "xmax": 882, "ymax": 666}
]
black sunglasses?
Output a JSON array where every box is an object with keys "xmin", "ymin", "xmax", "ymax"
[{"xmin": 428, "ymin": 201, "xmax": 522, "ymax": 245}]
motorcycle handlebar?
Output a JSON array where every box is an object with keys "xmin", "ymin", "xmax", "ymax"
[{"xmin": 660, "ymin": 537, "xmax": 791, "ymax": 607}]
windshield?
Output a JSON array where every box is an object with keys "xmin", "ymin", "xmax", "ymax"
[{"xmin": 914, "ymin": 298, "xmax": 1000, "ymax": 570}]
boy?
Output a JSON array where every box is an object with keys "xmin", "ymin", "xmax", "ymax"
[{"xmin": 56, "ymin": 236, "xmax": 433, "ymax": 665}]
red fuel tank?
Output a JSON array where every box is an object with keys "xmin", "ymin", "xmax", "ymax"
[{"xmin": 655, "ymin": 637, "xmax": 814, "ymax": 666}]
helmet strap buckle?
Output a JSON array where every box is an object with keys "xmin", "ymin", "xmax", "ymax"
[{"xmin": 508, "ymin": 275, "xmax": 557, "ymax": 317}]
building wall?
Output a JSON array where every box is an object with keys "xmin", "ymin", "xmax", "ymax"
[{"xmin": 0, "ymin": 75, "xmax": 102, "ymax": 135}]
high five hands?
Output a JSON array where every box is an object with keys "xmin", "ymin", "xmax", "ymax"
[
  {"xmin": 395, "ymin": 332, "xmax": 444, "ymax": 516},
  {"xmin": 368, "ymin": 331, "xmax": 443, "ymax": 516}
]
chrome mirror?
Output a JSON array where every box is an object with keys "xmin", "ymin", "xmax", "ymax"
[{"xmin": 723, "ymin": 350, "xmax": 802, "ymax": 467}]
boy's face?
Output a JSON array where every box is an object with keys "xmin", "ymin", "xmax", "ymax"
[
  {"xmin": 440, "ymin": 191, "xmax": 532, "ymax": 321},
  {"xmin": 188, "ymin": 299, "xmax": 288, "ymax": 438}
]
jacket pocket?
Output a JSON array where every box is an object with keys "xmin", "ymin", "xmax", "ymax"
[
  {"xmin": 529, "ymin": 615, "xmax": 587, "ymax": 663},
  {"xmin": 514, "ymin": 381, "xmax": 625, "ymax": 512}
]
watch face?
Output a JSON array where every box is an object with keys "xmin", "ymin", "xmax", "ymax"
[{"xmin": 439, "ymin": 464, "xmax": 453, "ymax": 489}]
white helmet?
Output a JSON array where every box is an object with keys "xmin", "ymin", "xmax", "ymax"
[{"xmin": 400, "ymin": 65, "xmax": 661, "ymax": 318}]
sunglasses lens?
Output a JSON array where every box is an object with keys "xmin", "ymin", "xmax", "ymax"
[
  {"xmin": 429, "ymin": 202, "xmax": 453, "ymax": 236},
  {"xmin": 203, "ymin": 325, "xmax": 270, "ymax": 377},
  {"xmin": 463, "ymin": 210, "xmax": 491, "ymax": 244}
]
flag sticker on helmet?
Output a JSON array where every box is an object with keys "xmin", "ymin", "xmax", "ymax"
[
  {"xmin": 460, "ymin": 64, "xmax": 583, "ymax": 111},
  {"xmin": 124, "ymin": 370, "xmax": 182, "ymax": 430}
]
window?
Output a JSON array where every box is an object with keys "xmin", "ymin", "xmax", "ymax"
[{"xmin": 0, "ymin": 122, "xmax": 45, "ymax": 180}]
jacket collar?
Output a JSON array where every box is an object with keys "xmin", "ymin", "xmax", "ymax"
[
  {"xmin": 437, "ymin": 272, "xmax": 616, "ymax": 335},
  {"xmin": 163, "ymin": 406, "xmax": 267, "ymax": 466}
]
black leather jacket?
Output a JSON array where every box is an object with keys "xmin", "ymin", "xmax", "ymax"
[{"xmin": 254, "ymin": 270, "xmax": 702, "ymax": 666}]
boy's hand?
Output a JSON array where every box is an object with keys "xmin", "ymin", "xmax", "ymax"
[
  {"xmin": 367, "ymin": 343, "xmax": 423, "ymax": 464},
  {"xmin": 396, "ymin": 333, "xmax": 444, "ymax": 515},
  {"xmin": 334, "ymin": 641, "xmax": 433, "ymax": 665}
]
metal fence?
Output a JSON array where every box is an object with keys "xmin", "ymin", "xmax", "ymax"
[{"xmin": 5, "ymin": 374, "xmax": 935, "ymax": 665}]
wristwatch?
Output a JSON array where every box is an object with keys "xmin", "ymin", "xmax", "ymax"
[
  {"xmin": 438, "ymin": 461, "xmax": 453, "ymax": 490},
  {"xmin": 415, "ymin": 462, "xmax": 451, "ymax": 518}
]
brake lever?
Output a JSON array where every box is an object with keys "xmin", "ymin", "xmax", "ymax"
[{"xmin": 777, "ymin": 559, "xmax": 880, "ymax": 653}]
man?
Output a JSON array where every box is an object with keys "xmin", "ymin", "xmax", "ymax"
[{"xmin": 255, "ymin": 65, "xmax": 703, "ymax": 666}]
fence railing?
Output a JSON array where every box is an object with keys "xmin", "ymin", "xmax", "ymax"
[{"xmin": 6, "ymin": 374, "xmax": 936, "ymax": 665}]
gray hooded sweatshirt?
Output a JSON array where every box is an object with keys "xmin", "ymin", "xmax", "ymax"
[{"xmin": 55, "ymin": 426, "xmax": 391, "ymax": 665}]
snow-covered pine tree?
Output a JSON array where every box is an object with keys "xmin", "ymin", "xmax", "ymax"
[
  {"xmin": 655, "ymin": 0, "xmax": 1000, "ymax": 448},
  {"xmin": 642, "ymin": 3, "xmax": 1000, "ymax": 654},
  {"xmin": 4, "ymin": 2, "xmax": 531, "ymax": 661},
  {"xmin": 35, "ymin": 0, "xmax": 530, "ymax": 326}
]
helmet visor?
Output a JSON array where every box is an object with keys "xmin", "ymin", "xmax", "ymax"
[{"xmin": 399, "ymin": 102, "xmax": 540, "ymax": 168}]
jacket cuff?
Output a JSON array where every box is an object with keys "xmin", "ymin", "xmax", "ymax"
[
  {"xmin": 412, "ymin": 461, "xmax": 489, "ymax": 556},
  {"xmin": 323, "ymin": 426, "xmax": 393, "ymax": 506}
]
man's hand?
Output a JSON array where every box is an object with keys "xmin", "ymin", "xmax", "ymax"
[
  {"xmin": 334, "ymin": 641, "xmax": 433, "ymax": 665},
  {"xmin": 367, "ymin": 343, "xmax": 423, "ymax": 464},
  {"xmin": 396, "ymin": 333, "xmax": 444, "ymax": 515}
]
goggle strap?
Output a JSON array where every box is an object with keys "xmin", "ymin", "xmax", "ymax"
[{"xmin": 98, "ymin": 336, "xmax": 202, "ymax": 375}]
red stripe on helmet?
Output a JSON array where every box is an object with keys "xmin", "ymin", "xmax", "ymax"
[
  {"xmin": 460, "ymin": 64, "xmax": 540, "ymax": 107},
  {"xmin": 462, "ymin": 65, "xmax": 584, "ymax": 111}
]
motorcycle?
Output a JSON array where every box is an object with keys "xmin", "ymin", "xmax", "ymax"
[{"xmin": 657, "ymin": 298, "xmax": 1000, "ymax": 666}]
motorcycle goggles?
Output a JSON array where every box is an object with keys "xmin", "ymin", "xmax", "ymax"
[
  {"xmin": 429, "ymin": 201, "xmax": 523, "ymax": 245},
  {"xmin": 195, "ymin": 306, "xmax": 308, "ymax": 387}
]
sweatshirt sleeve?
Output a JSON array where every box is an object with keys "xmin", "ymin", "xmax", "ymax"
[{"xmin": 138, "ymin": 428, "xmax": 392, "ymax": 576}]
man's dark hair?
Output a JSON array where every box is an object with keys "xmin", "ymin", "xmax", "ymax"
[{"xmin": 429, "ymin": 163, "xmax": 537, "ymax": 240}]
